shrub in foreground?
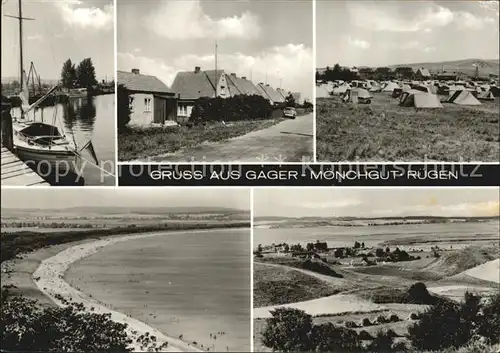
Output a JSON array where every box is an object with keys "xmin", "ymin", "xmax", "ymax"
[
  {"xmin": 1, "ymin": 294, "xmax": 132, "ymax": 352},
  {"xmin": 1, "ymin": 292, "xmax": 169, "ymax": 352},
  {"xmin": 261, "ymin": 308, "xmax": 313, "ymax": 352}
]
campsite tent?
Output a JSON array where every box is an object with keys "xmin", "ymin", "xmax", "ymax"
[
  {"xmin": 316, "ymin": 84, "xmax": 332, "ymax": 98},
  {"xmin": 447, "ymin": 90, "xmax": 481, "ymax": 106},
  {"xmin": 477, "ymin": 90, "xmax": 495, "ymax": 101},
  {"xmin": 342, "ymin": 89, "xmax": 358, "ymax": 103},
  {"xmin": 382, "ymin": 82, "xmax": 399, "ymax": 92},
  {"xmin": 369, "ymin": 83, "xmax": 382, "ymax": 92},
  {"xmin": 356, "ymin": 88, "xmax": 373, "ymax": 99},
  {"xmin": 402, "ymin": 84, "xmax": 412, "ymax": 92},
  {"xmin": 411, "ymin": 84, "xmax": 431, "ymax": 94},
  {"xmin": 333, "ymin": 84, "xmax": 350, "ymax": 95},
  {"xmin": 400, "ymin": 91, "xmax": 443, "ymax": 108}
]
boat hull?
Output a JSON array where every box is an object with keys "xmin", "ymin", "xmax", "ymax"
[{"xmin": 14, "ymin": 145, "xmax": 78, "ymax": 175}]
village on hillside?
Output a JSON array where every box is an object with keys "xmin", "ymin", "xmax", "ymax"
[
  {"xmin": 252, "ymin": 188, "xmax": 500, "ymax": 353},
  {"xmin": 116, "ymin": 0, "xmax": 313, "ymax": 163}
]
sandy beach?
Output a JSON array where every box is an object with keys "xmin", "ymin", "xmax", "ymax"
[{"xmin": 32, "ymin": 229, "xmax": 246, "ymax": 352}]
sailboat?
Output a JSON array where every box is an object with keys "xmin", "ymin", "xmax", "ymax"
[{"xmin": 7, "ymin": 0, "xmax": 92, "ymax": 175}]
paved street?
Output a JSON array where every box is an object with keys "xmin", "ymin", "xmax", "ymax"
[{"xmin": 149, "ymin": 113, "xmax": 314, "ymax": 163}]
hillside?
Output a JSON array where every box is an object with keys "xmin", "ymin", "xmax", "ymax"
[
  {"xmin": 388, "ymin": 58, "xmax": 500, "ymax": 78},
  {"xmin": 1, "ymin": 206, "xmax": 248, "ymax": 217}
]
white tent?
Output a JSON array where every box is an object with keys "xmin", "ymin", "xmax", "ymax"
[
  {"xmin": 447, "ymin": 90, "xmax": 482, "ymax": 106},
  {"xmin": 400, "ymin": 91, "xmax": 443, "ymax": 108},
  {"xmin": 382, "ymin": 82, "xmax": 400, "ymax": 92}
]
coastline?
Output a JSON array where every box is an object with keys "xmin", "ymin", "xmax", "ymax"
[{"xmin": 31, "ymin": 228, "xmax": 247, "ymax": 352}]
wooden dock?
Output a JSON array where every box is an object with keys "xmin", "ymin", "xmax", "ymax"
[{"xmin": 1, "ymin": 147, "xmax": 48, "ymax": 186}]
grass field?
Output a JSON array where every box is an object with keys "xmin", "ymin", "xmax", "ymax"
[
  {"xmin": 118, "ymin": 119, "xmax": 283, "ymax": 161},
  {"xmin": 316, "ymin": 94, "xmax": 500, "ymax": 162},
  {"xmin": 253, "ymin": 263, "xmax": 339, "ymax": 307}
]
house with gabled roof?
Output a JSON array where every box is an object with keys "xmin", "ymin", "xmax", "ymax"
[
  {"xmin": 256, "ymin": 83, "xmax": 285, "ymax": 105},
  {"xmin": 171, "ymin": 66, "xmax": 234, "ymax": 119},
  {"xmin": 225, "ymin": 73, "xmax": 263, "ymax": 97},
  {"xmin": 414, "ymin": 68, "xmax": 431, "ymax": 80},
  {"xmin": 118, "ymin": 69, "xmax": 177, "ymax": 126}
]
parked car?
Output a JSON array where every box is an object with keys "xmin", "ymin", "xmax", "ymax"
[{"xmin": 283, "ymin": 107, "xmax": 297, "ymax": 118}]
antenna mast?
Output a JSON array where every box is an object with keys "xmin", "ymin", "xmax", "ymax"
[{"xmin": 215, "ymin": 40, "xmax": 218, "ymax": 97}]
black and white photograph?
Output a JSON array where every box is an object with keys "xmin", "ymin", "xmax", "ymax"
[
  {"xmin": 253, "ymin": 188, "xmax": 500, "ymax": 352},
  {"xmin": 1, "ymin": 188, "xmax": 251, "ymax": 352},
  {"xmin": 1, "ymin": 0, "xmax": 116, "ymax": 186},
  {"xmin": 315, "ymin": 0, "xmax": 499, "ymax": 162},
  {"xmin": 116, "ymin": 0, "xmax": 313, "ymax": 163}
]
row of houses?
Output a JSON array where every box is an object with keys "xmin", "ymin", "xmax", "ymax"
[{"xmin": 118, "ymin": 67, "xmax": 301, "ymax": 126}]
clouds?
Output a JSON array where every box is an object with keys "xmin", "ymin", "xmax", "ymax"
[
  {"xmin": 118, "ymin": 43, "xmax": 312, "ymax": 100},
  {"xmin": 144, "ymin": 0, "xmax": 261, "ymax": 40},
  {"xmin": 54, "ymin": 0, "xmax": 113, "ymax": 30},
  {"xmin": 348, "ymin": 37, "xmax": 370, "ymax": 49},
  {"xmin": 347, "ymin": 2, "xmax": 496, "ymax": 32},
  {"xmin": 254, "ymin": 189, "xmax": 500, "ymax": 218}
]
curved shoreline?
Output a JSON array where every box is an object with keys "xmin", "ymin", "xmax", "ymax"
[{"xmin": 32, "ymin": 228, "xmax": 244, "ymax": 352}]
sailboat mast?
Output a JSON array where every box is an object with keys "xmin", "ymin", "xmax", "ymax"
[{"xmin": 18, "ymin": 0, "xmax": 24, "ymax": 90}]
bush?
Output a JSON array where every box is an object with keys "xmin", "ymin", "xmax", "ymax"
[
  {"xmin": 477, "ymin": 292, "xmax": 500, "ymax": 343},
  {"xmin": 388, "ymin": 314, "xmax": 400, "ymax": 322},
  {"xmin": 261, "ymin": 308, "xmax": 313, "ymax": 352},
  {"xmin": 301, "ymin": 259, "xmax": 343, "ymax": 278},
  {"xmin": 361, "ymin": 317, "xmax": 372, "ymax": 326},
  {"xmin": 117, "ymin": 84, "xmax": 130, "ymax": 131},
  {"xmin": 406, "ymin": 282, "xmax": 433, "ymax": 304},
  {"xmin": 407, "ymin": 299, "xmax": 471, "ymax": 350},
  {"xmin": 344, "ymin": 321, "xmax": 358, "ymax": 328},
  {"xmin": 310, "ymin": 323, "xmax": 361, "ymax": 353},
  {"xmin": 376, "ymin": 315, "xmax": 388, "ymax": 324},
  {"xmin": 367, "ymin": 330, "xmax": 396, "ymax": 352},
  {"xmin": 190, "ymin": 95, "xmax": 272, "ymax": 123},
  {"xmin": 358, "ymin": 330, "xmax": 373, "ymax": 340},
  {"xmin": 1, "ymin": 294, "xmax": 133, "ymax": 351}
]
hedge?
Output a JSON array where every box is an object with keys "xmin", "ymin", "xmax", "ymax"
[{"xmin": 190, "ymin": 95, "xmax": 273, "ymax": 123}]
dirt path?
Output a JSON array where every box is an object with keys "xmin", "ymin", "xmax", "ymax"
[
  {"xmin": 31, "ymin": 230, "xmax": 242, "ymax": 352},
  {"xmin": 150, "ymin": 114, "xmax": 314, "ymax": 162}
]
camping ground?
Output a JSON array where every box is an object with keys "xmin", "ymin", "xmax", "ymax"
[{"xmin": 316, "ymin": 94, "xmax": 499, "ymax": 162}]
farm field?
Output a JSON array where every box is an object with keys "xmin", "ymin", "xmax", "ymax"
[{"xmin": 316, "ymin": 94, "xmax": 500, "ymax": 162}]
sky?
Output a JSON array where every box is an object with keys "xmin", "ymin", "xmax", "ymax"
[
  {"xmin": 254, "ymin": 188, "xmax": 500, "ymax": 218},
  {"xmin": 1, "ymin": 0, "xmax": 114, "ymax": 82},
  {"xmin": 316, "ymin": 0, "xmax": 500, "ymax": 67},
  {"xmin": 117, "ymin": 0, "xmax": 313, "ymax": 100},
  {"xmin": 1, "ymin": 188, "xmax": 250, "ymax": 210}
]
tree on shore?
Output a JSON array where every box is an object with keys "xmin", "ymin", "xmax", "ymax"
[
  {"xmin": 76, "ymin": 58, "xmax": 97, "ymax": 89},
  {"xmin": 61, "ymin": 59, "xmax": 77, "ymax": 89}
]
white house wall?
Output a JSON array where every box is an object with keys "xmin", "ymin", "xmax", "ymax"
[{"xmin": 129, "ymin": 92, "xmax": 155, "ymax": 126}]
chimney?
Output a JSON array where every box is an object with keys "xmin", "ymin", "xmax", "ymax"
[
  {"xmin": 230, "ymin": 73, "xmax": 236, "ymax": 77},
  {"xmin": 131, "ymin": 69, "xmax": 140, "ymax": 75},
  {"xmin": 194, "ymin": 66, "xmax": 201, "ymax": 73},
  {"xmin": 242, "ymin": 76, "xmax": 247, "ymax": 80},
  {"xmin": 259, "ymin": 82, "xmax": 264, "ymax": 85}
]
